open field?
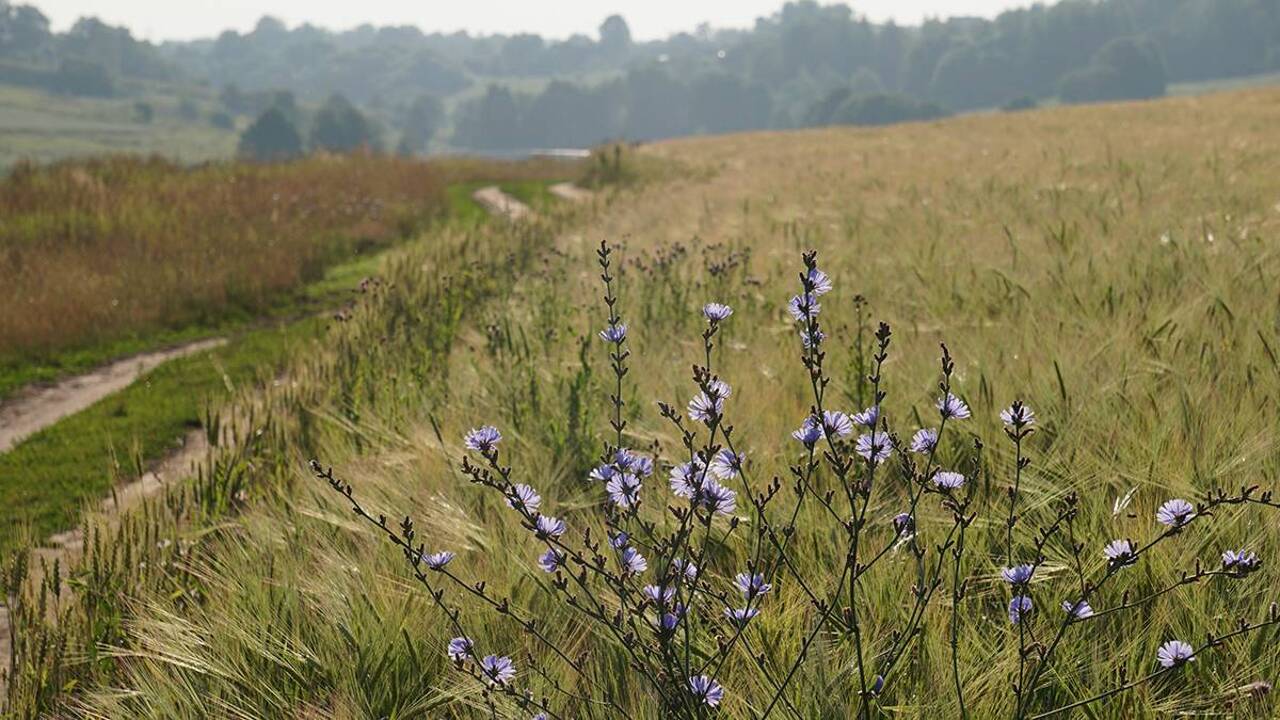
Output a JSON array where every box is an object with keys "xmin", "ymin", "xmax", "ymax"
[
  {"xmin": 7, "ymin": 88, "xmax": 1280, "ymax": 717},
  {"xmin": 0, "ymin": 85, "xmax": 237, "ymax": 171}
]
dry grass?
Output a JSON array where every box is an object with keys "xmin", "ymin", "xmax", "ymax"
[{"xmin": 0, "ymin": 153, "xmax": 575, "ymax": 360}]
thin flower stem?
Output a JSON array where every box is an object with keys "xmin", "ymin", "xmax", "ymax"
[{"xmin": 1029, "ymin": 613, "xmax": 1280, "ymax": 719}]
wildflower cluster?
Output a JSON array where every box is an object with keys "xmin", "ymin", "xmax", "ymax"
[{"xmin": 315, "ymin": 242, "xmax": 1280, "ymax": 718}]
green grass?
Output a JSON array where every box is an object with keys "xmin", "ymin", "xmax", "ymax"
[
  {"xmin": 0, "ymin": 315, "xmax": 322, "ymax": 551},
  {"xmin": 0, "ymin": 85, "xmax": 237, "ymax": 171},
  {"xmin": 444, "ymin": 178, "xmax": 565, "ymax": 227},
  {"xmin": 0, "ymin": 242, "xmax": 379, "ymax": 551}
]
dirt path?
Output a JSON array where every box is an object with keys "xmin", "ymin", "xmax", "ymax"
[
  {"xmin": 0, "ymin": 338, "xmax": 227, "ymax": 453},
  {"xmin": 472, "ymin": 185, "xmax": 533, "ymax": 220},
  {"xmin": 549, "ymin": 182, "xmax": 594, "ymax": 203}
]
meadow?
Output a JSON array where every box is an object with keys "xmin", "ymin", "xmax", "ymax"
[{"xmin": 6, "ymin": 87, "xmax": 1280, "ymax": 718}]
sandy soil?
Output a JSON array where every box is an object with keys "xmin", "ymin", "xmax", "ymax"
[
  {"xmin": 549, "ymin": 182, "xmax": 594, "ymax": 203},
  {"xmin": 472, "ymin": 185, "xmax": 533, "ymax": 220}
]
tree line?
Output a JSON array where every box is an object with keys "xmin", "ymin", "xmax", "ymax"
[{"xmin": 3, "ymin": 0, "xmax": 1280, "ymax": 154}]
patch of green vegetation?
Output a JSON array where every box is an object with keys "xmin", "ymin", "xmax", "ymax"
[
  {"xmin": 0, "ymin": 313, "xmax": 323, "ymax": 552},
  {"xmin": 0, "ymin": 85, "xmax": 236, "ymax": 172},
  {"xmin": 0, "ymin": 244, "xmax": 394, "ymax": 551},
  {"xmin": 445, "ymin": 178, "xmax": 565, "ymax": 227}
]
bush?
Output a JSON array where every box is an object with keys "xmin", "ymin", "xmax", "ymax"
[
  {"xmin": 238, "ymin": 107, "xmax": 303, "ymax": 160},
  {"xmin": 829, "ymin": 93, "xmax": 949, "ymax": 127},
  {"xmin": 311, "ymin": 94, "xmax": 381, "ymax": 153},
  {"xmin": 1059, "ymin": 36, "xmax": 1166, "ymax": 104},
  {"xmin": 50, "ymin": 58, "xmax": 114, "ymax": 97},
  {"xmin": 1002, "ymin": 96, "xmax": 1038, "ymax": 112}
]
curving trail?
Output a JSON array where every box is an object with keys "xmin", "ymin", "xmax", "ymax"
[
  {"xmin": 549, "ymin": 182, "xmax": 595, "ymax": 203},
  {"xmin": 472, "ymin": 185, "xmax": 533, "ymax": 220},
  {"xmin": 0, "ymin": 338, "xmax": 226, "ymax": 453}
]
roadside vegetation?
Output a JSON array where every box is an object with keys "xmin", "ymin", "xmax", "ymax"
[
  {"xmin": 6, "ymin": 87, "xmax": 1280, "ymax": 717},
  {"xmin": 0, "ymin": 152, "xmax": 574, "ymax": 398},
  {"xmin": 0, "ymin": 153, "xmax": 578, "ymax": 550}
]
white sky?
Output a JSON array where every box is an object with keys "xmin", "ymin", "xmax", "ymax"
[{"xmin": 34, "ymin": 1, "xmax": 1037, "ymax": 42}]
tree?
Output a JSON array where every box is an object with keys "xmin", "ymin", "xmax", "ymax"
[
  {"xmin": 51, "ymin": 58, "xmax": 114, "ymax": 97},
  {"xmin": 399, "ymin": 94, "xmax": 444, "ymax": 154},
  {"xmin": 1059, "ymin": 36, "xmax": 1166, "ymax": 104},
  {"xmin": 828, "ymin": 93, "xmax": 948, "ymax": 127},
  {"xmin": 311, "ymin": 94, "xmax": 381, "ymax": 152},
  {"xmin": 239, "ymin": 107, "xmax": 303, "ymax": 160},
  {"xmin": 599, "ymin": 15, "xmax": 632, "ymax": 55},
  {"xmin": 453, "ymin": 85, "xmax": 526, "ymax": 150}
]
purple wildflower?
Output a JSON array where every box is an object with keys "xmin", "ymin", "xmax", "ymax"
[
  {"xmin": 464, "ymin": 425, "xmax": 501, "ymax": 453},
  {"xmin": 620, "ymin": 546, "xmax": 648, "ymax": 575},
  {"xmin": 855, "ymin": 432, "xmax": 893, "ymax": 464},
  {"xmin": 823, "ymin": 410, "xmax": 855, "ymax": 438},
  {"xmin": 909, "ymin": 428, "xmax": 939, "ymax": 454},
  {"xmin": 643, "ymin": 584, "xmax": 677, "ymax": 606},
  {"xmin": 792, "ymin": 416, "xmax": 823, "ymax": 447},
  {"xmin": 799, "ymin": 326, "xmax": 826, "ymax": 348},
  {"xmin": 806, "ymin": 268, "xmax": 833, "ymax": 295},
  {"xmin": 423, "ymin": 551, "xmax": 455, "ymax": 571},
  {"xmin": 1103, "ymin": 539, "xmax": 1137, "ymax": 569},
  {"xmin": 1001, "ymin": 564, "xmax": 1035, "ymax": 587},
  {"xmin": 1222, "ymin": 549, "xmax": 1262, "ymax": 576},
  {"xmin": 480, "ymin": 654, "xmax": 516, "ymax": 686},
  {"xmin": 609, "ymin": 531, "xmax": 630, "ymax": 549},
  {"xmin": 447, "ymin": 636, "xmax": 473, "ymax": 662},
  {"xmin": 1157, "ymin": 640, "xmax": 1195, "ymax": 668},
  {"xmin": 535, "ymin": 515, "xmax": 566, "ymax": 538},
  {"xmin": 892, "ymin": 512, "xmax": 914, "ymax": 535},
  {"xmin": 615, "ymin": 448, "xmax": 654, "ymax": 477},
  {"xmin": 703, "ymin": 303, "xmax": 733, "ymax": 322},
  {"xmin": 1156, "ymin": 498, "xmax": 1195, "ymax": 527},
  {"xmin": 1009, "ymin": 595, "xmax": 1033, "ymax": 625},
  {"xmin": 507, "ymin": 483, "xmax": 541, "ymax": 514},
  {"xmin": 725, "ymin": 607, "xmax": 759, "ymax": 626},
  {"xmin": 735, "ymin": 572, "xmax": 771, "ymax": 600},
  {"xmin": 589, "ymin": 463, "xmax": 617, "ymax": 483},
  {"xmin": 850, "ymin": 405, "xmax": 879, "ymax": 428},
  {"xmin": 599, "ymin": 323, "xmax": 627, "ymax": 343},
  {"xmin": 937, "ymin": 393, "xmax": 971, "ymax": 420},
  {"xmin": 710, "ymin": 449, "xmax": 744, "ymax": 480},
  {"xmin": 688, "ymin": 675, "xmax": 724, "ymax": 707},
  {"xmin": 606, "ymin": 473, "xmax": 643, "ymax": 508},
  {"xmin": 1000, "ymin": 401, "xmax": 1036, "ymax": 429},
  {"xmin": 670, "ymin": 460, "xmax": 705, "ymax": 499},
  {"xmin": 701, "ymin": 479, "xmax": 737, "ymax": 515},
  {"xmin": 869, "ymin": 675, "xmax": 885, "ymax": 696},
  {"xmin": 673, "ymin": 558, "xmax": 699, "ymax": 581},
  {"xmin": 933, "ymin": 470, "xmax": 966, "ymax": 491},
  {"xmin": 659, "ymin": 609, "xmax": 684, "ymax": 632},
  {"xmin": 787, "ymin": 293, "xmax": 821, "ymax": 321},
  {"xmin": 538, "ymin": 548, "xmax": 564, "ymax": 573},
  {"xmin": 1062, "ymin": 599, "xmax": 1094, "ymax": 620}
]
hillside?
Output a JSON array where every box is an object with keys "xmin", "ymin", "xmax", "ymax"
[{"xmin": 7, "ymin": 88, "xmax": 1280, "ymax": 717}]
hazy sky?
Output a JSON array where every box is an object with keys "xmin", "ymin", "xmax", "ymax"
[{"xmin": 36, "ymin": 1, "xmax": 1035, "ymax": 42}]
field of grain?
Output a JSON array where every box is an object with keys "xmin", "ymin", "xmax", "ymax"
[{"xmin": 7, "ymin": 88, "xmax": 1280, "ymax": 718}]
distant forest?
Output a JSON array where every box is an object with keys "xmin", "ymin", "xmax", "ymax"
[{"xmin": 3, "ymin": 0, "xmax": 1280, "ymax": 152}]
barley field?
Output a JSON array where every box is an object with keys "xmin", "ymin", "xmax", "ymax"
[{"xmin": 7, "ymin": 88, "xmax": 1280, "ymax": 718}]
